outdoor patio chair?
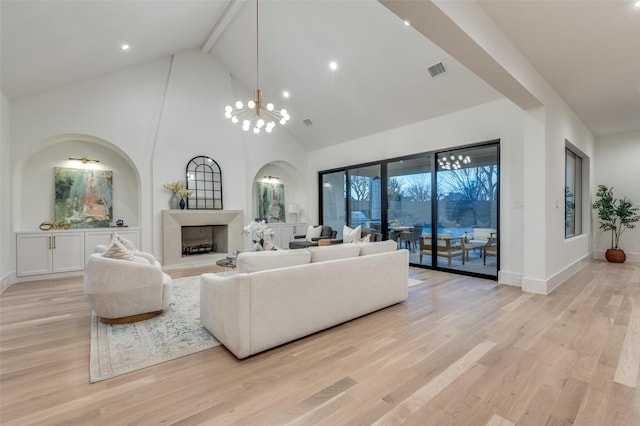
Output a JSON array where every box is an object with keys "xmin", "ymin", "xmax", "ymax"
[
  {"xmin": 484, "ymin": 235, "xmax": 497, "ymax": 265},
  {"xmin": 419, "ymin": 234, "xmax": 465, "ymax": 267}
]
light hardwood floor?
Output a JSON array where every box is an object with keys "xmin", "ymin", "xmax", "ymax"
[{"xmin": 1, "ymin": 260, "xmax": 639, "ymax": 425}]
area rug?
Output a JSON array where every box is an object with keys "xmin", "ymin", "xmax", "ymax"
[{"xmin": 89, "ymin": 275, "xmax": 220, "ymax": 383}]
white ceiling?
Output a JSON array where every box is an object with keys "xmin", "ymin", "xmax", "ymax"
[
  {"xmin": 2, "ymin": 0, "xmax": 638, "ymax": 151},
  {"xmin": 477, "ymin": 0, "xmax": 640, "ymax": 137}
]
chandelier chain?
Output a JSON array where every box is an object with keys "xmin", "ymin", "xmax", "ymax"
[{"xmin": 223, "ymin": 0, "xmax": 290, "ymax": 134}]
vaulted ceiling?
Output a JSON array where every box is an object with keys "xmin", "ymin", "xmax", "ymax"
[{"xmin": 2, "ymin": 0, "xmax": 639, "ymax": 151}]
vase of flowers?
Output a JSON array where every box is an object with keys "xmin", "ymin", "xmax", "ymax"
[
  {"xmin": 242, "ymin": 220, "xmax": 275, "ymax": 248},
  {"xmin": 163, "ymin": 181, "xmax": 192, "ymax": 210}
]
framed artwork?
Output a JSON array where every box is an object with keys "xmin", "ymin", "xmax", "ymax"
[
  {"xmin": 256, "ymin": 182, "xmax": 285, "ymax": 223},
  {"xmin": 54, "ymin": 167, "xmax": 113, "ymax": 228}
]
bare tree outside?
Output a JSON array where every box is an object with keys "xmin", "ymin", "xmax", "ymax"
[
  {"xmin": 387, "ymin": 176, "xmax": 404, "ymax": 201},
  {"xmin": 404, "ymin": 174, "xmax": 431, "ymax": 202},
  {"xmin": 439, "ymin": 166, "xmax": 498, "ymax": 201},
  {"xmin": 350, "ymin": 175, "xmax": 371, "ymax": 201}
]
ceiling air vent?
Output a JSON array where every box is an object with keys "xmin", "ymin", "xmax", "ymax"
[
  {"xmin": 427, "ymin": 62, "xmax": 447, "ymax": 78},
  {"xmin": 302, "ymin": 118, "xmax": 313, "ymax": 126}
]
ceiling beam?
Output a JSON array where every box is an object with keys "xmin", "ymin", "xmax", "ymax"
[
  {"xmin": 379, "ymin": 0, "xmax": 542, "ymax": 111},
  {"xmin": 201, "ymin": 0, "xmax": 245, "ymax": 54}
]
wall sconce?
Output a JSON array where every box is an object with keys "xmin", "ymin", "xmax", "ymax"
[
  {"xmin": 287, "ymin": 203, "xmax": 300, "ymax": 223},
  {"xmin": 263, "ymin": 175, "xmax": 279, "ymax": 180},
  {"xmin": 68, "ymin": 157, "xmax": 100, "ymax": 164}
]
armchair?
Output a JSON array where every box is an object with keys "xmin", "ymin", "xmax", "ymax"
[
  {"xmin": 84, "ymin": 252, "xmax": 172, "ymax": 323},
  {"xmin": 289, "ymin": 225, "xmax": 337, "ymax": 249},
  {"xmin": 361, "ymin": 227, "xmax": 383, "ymax": 242}
]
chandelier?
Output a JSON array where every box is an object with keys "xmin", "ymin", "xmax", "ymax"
[
  {"xmin": 224, "ymin": 0, "xmax": 289, "ymax": 134},
  {"xmin": 438, "ymin": 154, "xmax": 471, "ymax": 170}
]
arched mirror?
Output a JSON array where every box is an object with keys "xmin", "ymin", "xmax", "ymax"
[{"xmin": 186, "ymin": 156, "xmax": 223, "ymax": 209}]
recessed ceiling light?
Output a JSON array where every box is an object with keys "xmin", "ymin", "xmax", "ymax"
[
  {"xmin": 404, "ymin": 20, "xmax": 410, "ymax": 26},
  {"xmin": 121, "ymin": 44, "xmax": 130, "ymax": 51},
  {"xmin": 635, "ymin": 0, "xmax": 640, "ymax": 7},
  {"xmin": 283, "ymin": 91, "xmax": 290, "ymax": 98},
  {"xmin": 329, "ymin": 61, "xmax": 338, "ymax": 71}
]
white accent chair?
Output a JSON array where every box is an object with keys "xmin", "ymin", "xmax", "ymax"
[{"xmin": 84, "ymin": 252, "xmax": 172, "ymax": 323}]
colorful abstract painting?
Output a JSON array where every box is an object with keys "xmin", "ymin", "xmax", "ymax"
[
  {"xmin": 256, "ymin": 182, "xmax": 285, "ymax": 223},
  {"xmin": 54, "ymin": 167, "xmax": 113, "ymax": 228}
]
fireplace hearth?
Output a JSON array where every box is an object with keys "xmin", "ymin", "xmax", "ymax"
[
  {"xmin": 181, "ymin": 225, "xmax": 227, "ymax": 256},
  {"xmin": 162, "ymin": 210, "xmax": 244, "ymax": 266}
]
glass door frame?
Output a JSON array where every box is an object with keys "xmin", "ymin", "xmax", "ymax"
[
  {"xmin": 431, "ymin": 141, "xmax": 500, "ymax": 277},
  {"xmin": 318, "ymin": 139, "xmax": 500, "ymax": 281}
]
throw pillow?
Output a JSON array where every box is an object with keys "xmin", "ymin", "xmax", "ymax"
[
  {"xmin": 102, "ymin": 238, "xmax": 135, "ymax": 261},
  {"xmin": 252, "ymin": 242, "xmax": 265, "ymax": 251},
  {"xmin": 342, "ymin": 225, "xmax": 361, "ymax": 244},
  {"xmin": 305, "ymin": 225, "xmax": 323, "ymax": 242},
  {"xmin": 352, "ymin": 234, "xmax": 371, "ymax": 244},
  {"xmin": 115, "ymin": 233, "xmax": 136, "ymax": 251}
]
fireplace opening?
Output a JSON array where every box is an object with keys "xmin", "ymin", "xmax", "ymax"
[{"xmin": 181, "ymin": 225, "xmax": 228, "ymax": 257}]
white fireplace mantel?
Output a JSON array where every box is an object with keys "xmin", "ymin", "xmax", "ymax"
[{"xmin": 162, "ymin": 209, "xmax": 244, "ymax": 266}]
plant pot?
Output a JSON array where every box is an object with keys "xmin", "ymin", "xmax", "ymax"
[{"xmin": 605, "ymin": 248, "xmax": 626, "ymax": 263}]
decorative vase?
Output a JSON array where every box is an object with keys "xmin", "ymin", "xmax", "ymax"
[
  {"xmin": 605, "ymin": 248, "xmax": 626, "ymax": 263},
  {"xmin": 179, "ymin": 198, "xmax": 186, "ymax": 209},
  {"xmin": 169, "ymin": 194, "xmax": 179, "ymax": 209}
]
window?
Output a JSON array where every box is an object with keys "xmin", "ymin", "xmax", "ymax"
[
  {"xmin": 565, "ymin": 147, "xmax": 582, "ymax": 237},
  {"xmin": 321, "ymin": 171, "xmax": 346, "ymax": 237},
  {"xmin": 348, "ymin": 165, "xmax": 381, "ymax": 231},
  {"xmin": 319, "ymin": 140, "xmax": 499, "ymax": 280}
]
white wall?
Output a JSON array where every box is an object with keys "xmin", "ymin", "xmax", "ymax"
[
  {"xmin": 151, "ymin": 50, "xmax": 308, "ymax": 259},
  {"xmin": 16, "ymin": 136, "xmax": 140, "ymax": 229},
  {"xmin": 432, "ymin": 0, "xmax": 596, "ymax": 293},
  {"xmin": 8, "ymin": 49, "xmax": 309, "ymax": 267},
  {"xmin": 1, "ymin": 93, "xmax": 14, "ymax": 292},
  {"xmin": 593, "ymin": 130, "xmax": 640, "ymax": 261},
  {"xmin": 10, "ymin": 57, "xmax": 172, "ymax": 254},
  {"xmin": 308, "ymin": 98, "xmax": 527, "ymax": 286}
]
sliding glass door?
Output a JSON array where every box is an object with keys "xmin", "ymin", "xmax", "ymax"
[
  {"xmin": 387, "ymin": 156, "xmax": 432, "ymax": 264},
  {"xmin": 319, "ymin": 140, "xmax": 499, "ymax": 280},
  {"xmin": 435, "ymin": 144, "xmax": 498, "ymax": 276},
  {"xmin": 347, "ymin": 165, "xmax": 381, "ymax": 234},
  {"xmin": 321, "ymin": 171, "xmax": 346, "ymax": 237}
]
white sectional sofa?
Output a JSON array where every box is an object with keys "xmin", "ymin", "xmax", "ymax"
[{"xmin": 200, "ymin": 240, "xmax": 408, "ymax": 359}]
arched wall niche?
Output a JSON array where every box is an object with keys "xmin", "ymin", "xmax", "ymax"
[
  {"xmin": 251, "ymin": 161, "xmax": 307, "ymax": 223},
  {"xmin": 14, "ymin": 133, "xmax": 141, "ymax": 231}
]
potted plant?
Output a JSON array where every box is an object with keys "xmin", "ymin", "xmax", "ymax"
[{"xmin": 592, "ymin": 185, "xmax": 640, "ymax": 263}]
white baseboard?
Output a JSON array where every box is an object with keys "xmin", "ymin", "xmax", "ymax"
[
  {"xmin": 522, "ymin": 253, "xmax": 592, "ymax": 295},
  {"xmin": 593, "ymin": 250, "xmax": 640, "ymax": 263},
  {"xmin": 545, "ymin": 254, "xmax": 592, "ymax": 294},
  {"xmin": 521, "ymin": 277, "xmax": 548, "ymax": 294},
  {"xmin": 498, "ymin": 270, "xmax": 523, "ymax": 287},
  {"xmin": 15, "ymin": 270, "xmax": 83, "ymax": 283},
  {"xmin": 0, "ymin": 272, "xmax": 17, "ymax": 294}
]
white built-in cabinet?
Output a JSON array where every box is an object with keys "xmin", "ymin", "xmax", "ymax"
[
  {"xmin": 16, "ymin": 228, "xmax": 140, "ymax": 279},
  {"xmin": 16, "ymin": 232, "xmax": 85, "ymax": 277},
  {"xmin": 268, "ymin": 223, "xmax": 307, "ymax": 248}
]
